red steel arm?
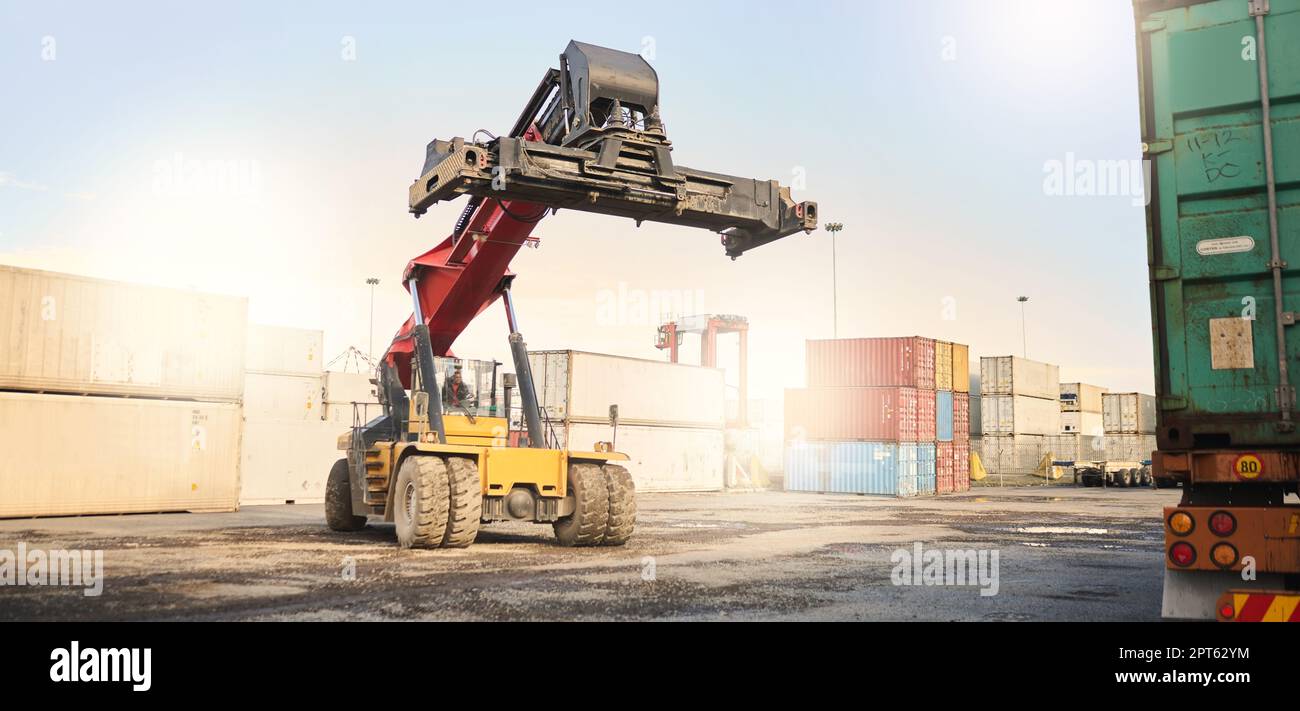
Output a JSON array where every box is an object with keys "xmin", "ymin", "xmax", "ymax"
[{"xmin": 383, "ymin": 128, "xmax": 546, "ymax": 387}]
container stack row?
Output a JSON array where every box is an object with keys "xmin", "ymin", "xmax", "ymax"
[
  {"xmin": 973, "ymin": 362, "xmax": 1159, "ymax": 474},
  {"xmin": 785, "ymin": 337, "xmax": 970, "ymax": 497},
  {"xmin": 976, "ymin": 356, "xmax": 1060, "ymax": 475},
  {"xmin": 1100, "ymin": 392, "xmax": 1157, "ymax": 462},
  {"xmin": 1044, "ymin": 382, "xmax": 1108, "ymax": 463},
  {"xmin": 239, "ymin": 325, "xmax": 357, "ymax": 505},
  {"xmin": 528, "ymin": 350, "xmax": 727, "ymax": 493},
  {"xmin": 0, "ymin": 265, "xmax": 247, "ymax": 517}
]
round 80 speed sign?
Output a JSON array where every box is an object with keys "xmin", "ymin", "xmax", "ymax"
[{"xmin": 1233, "ymin": 453, "xmax": 1263, "ymax": 480}]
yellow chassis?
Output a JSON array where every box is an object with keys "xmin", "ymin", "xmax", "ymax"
[{"xmin": 347, "ymin": 414, "xmax": 626, "ymax": 522}]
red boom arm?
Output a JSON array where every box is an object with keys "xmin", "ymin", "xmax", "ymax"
[{"xmin": 383, "ymin": 126, "xmax": 546, "ymax": 388}]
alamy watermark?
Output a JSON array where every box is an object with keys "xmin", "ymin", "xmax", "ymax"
[
  {"xmin": 891, "ymin": 542, "xmax": 999, "ymax": 597},
  {"xmin": 595, "ymin": 281, "xmax": 705, "ymax": 327},
  {"xmin": 0, "ymin": 544, "xmax": 104, "ymax": 597},
  {"xmin": 1043, "ymin": 152, "xmax": 1151, "ymax": 207},
  {"xmin": 152, "ymin": 152, "xmax": 263, "ymax": 197},
  {"xmin": 50, "ymin": 642, "xmax": 151, "ymax": 691}
]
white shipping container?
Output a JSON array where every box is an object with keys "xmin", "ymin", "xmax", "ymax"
[
  {"xmin": 1061, "ymin": 411, "xmax": 1105, "ymax": 436},
  {"xmin": 1103, "ymin": 433, "xmax": 1157, "ymax": 462},
  {"xmin": 245, "ymin": 324, "xmax": 323, "ymax": 376},
  {"xmin": 979, "ymin": 356, "xmax": 1060, "ymax": 400},
  {"xmin": 0, "ymin": 392, "xmax": 241, "ymax": 517},
  {"xmin": 555, "ymin": 422, "xmax": 724, "ymax": 492},
  {"xmin": 322, "ymin": 371, "xmax": 377, "ymax": 404},
  {"xmin": 1059, "ymin": 382, "xmax": 1108, "ymax": 413},
  {"xmin": 1102, "ymin": 393, "xmax": 1157, "ymax": 434},
  {"xmin": 243, "ymin": 372, "xmax": 322, "ymax": 421},
  {"xmin": 529, "ymin": 350, "xmax": 725, "ymax": 428},
  {"xmin": 980, "ymin": 394, "xmax": 1061, "ymax": 436},
  {"xmin": 239, "ymin": 419, "xmax": 347, "ymax": 504},
  {"xmin": 0, "ymin": 264, "xmax": 247, "ymax": 401}
]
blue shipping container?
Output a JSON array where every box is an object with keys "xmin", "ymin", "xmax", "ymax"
[
  {"xmin": 829, "ymin": 441, "xmax": 901, "ymax": 495},
  {"xmin": 786, "ymin": 440, "xmax": 936, "ymax": 497},
  {"xmin": 936, "ymin": 390, "xmax": 954, "ymax": 442},
  {"xmin": 906, "ymin": 442, "xmax": 937, "ymax": 495},
  {"xmin": 784, "ymin": 442, "xmax": 829, "ymax": 492}
]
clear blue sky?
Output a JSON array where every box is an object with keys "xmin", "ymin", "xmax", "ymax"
[{"xmin": 0, "ymin": 0, "xmax": 1153, "ymax": 401}]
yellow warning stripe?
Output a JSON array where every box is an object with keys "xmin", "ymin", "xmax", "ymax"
[
  {"xmin": 1262, "ymin": 595, "xmax": 1300, "ymax": 622},
  {"xmin": 1233, "ymin": 592, "xmax": 1300, "ymax": 621},
  {"xmin": 1233, "ymin": 593, "xmax": 1249, "ymax": 618}
]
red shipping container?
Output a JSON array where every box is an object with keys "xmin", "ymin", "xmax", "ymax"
[
  {"xmin": 953, "ymin": 439, "xmax": 970, "ymax": 492},
  {"xmin": 953, "ymin": 392, "xmax": 970, "ymax": 442},
  {"xmin": 936, "ymin": 441, "xmax": 955, "ymax": 494},
  {"xmin": 916, "ymin": 389, "xmax": 937, "ymax": 441},
  {"xmin": 806, "ymin": 337, "xmax": 936, "ymax": 390},
  {"xmin": 784, "ymin": 387, "xmax": 918, "ymax": 442}
]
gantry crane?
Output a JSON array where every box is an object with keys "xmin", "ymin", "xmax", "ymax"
[{"xmin": 656, "ymin": 314, "xmax": 750, "ymax": 428}]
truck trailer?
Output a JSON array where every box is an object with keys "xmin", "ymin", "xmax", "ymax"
[{"xmin": 1135, "ymin": 0, "xmax": 1300, "ymax": 619}]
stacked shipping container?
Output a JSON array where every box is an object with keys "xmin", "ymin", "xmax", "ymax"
[
  {"xmin": 977, "ymin": 356, "xmax": 1060, "ymax": 477},
  {"xmin": 0, "ymin": 265, "xmax": 247, "ymax": 517},
  {"xmin": 320, "ymin": 371, "xmax": 381, "ymax": 425},
  {"xmin": 239, "ymin": 325, "xmax": 347, "ymax": 505},
  {"xmin": 786, "ymin": 337, "xmax": 969, "ymax": 496},
  {"xmin": 1059, "ymin": 382, "xmax": 1107, "ymax": 436},
  {"xmin": 1101, "ymin": 392, "xmax": 1157, "ymax": 463},
  {"xmin": 528, "ymin": 350, "xmax": 726, "ymax": 492}
]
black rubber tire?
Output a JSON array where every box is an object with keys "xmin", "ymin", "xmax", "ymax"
[
  {"xmin": 442, "ymin": 457, "xmax": 482, "ymax": 548},
  {"xmin": 601, "ymin": 464, "xmax": 636, "ymax": 546},
  {"xmin": 325, "ymin": 458, "xmax": 367, "ymax": 532},
  {"xmin": 393, "ymin": 455, "xmax": 450, "ymax": 549},
  {"xmin": 553, "ymin": 462, "xmax": 609, "ymax": 547}
]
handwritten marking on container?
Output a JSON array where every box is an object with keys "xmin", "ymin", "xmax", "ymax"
[{"xmin": 1187, "ymin": 129, "xmax": 1243, "ymax": 183}]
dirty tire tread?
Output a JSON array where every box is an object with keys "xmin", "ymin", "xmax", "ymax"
[
  {"xmin": 325, "ymin": 459, "xmax": 367, "ymax": 532},
  {"xmin": 601, "ymin": 464, "xmax": 636, "ymax": 546},
  {"xmin": 553, "ymin": 462, "xmax": 608, "ymax": 547},
  {"xmin": 395, "ymin": 455, "xmax": 450, "ymax": 549},
  {"xmin": 443, "ymin": 456, "xmax": 482, "ymax": 548}
]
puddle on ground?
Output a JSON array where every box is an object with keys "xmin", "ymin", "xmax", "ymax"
[{"xmin": 1015, "ymin": 526, "xmax": 1110, "ymax": 535}]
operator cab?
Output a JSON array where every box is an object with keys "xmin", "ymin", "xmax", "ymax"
[
  {"xmin": 404, "ymin": 357, "xmax": 504, "ymax": 447},
  {"xmin": 430, "ymin": 357, "xmax": 500, "ymax": 420}
]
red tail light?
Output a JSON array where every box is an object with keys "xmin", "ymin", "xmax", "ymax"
[
  {"xmin": 1168, "ymin": 542, "xmax": 1196, "ymax": 567},
  {"xmin": 1208, "ymin": 511, "xmax": 1236, "ymax": 536},
  {"xmin": 1219, "ymin": 602, "xmax": 1235, "ymax": 619}
]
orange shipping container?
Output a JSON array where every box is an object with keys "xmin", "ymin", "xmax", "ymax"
[
  {"xmin": 952, "ymin": 343, "xmax": 970, "ymax": 393},
  {"xmin": 935, "ymin": 341, "xmax": 953, "ymax": 390}
]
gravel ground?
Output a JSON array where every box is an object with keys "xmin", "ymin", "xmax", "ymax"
[{"xmin": 0, "ymin": 486, "xmax": 1180, "ymax": 621}]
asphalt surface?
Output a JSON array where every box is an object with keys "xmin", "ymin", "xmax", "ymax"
[{"xmin": 0, "ymin": 486, "xmax": 1181, "ymax": 621}]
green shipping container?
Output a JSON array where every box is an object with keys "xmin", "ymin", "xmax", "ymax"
[{"xmin": 1137, "ymin": 0, "xmax": 1300, "ymax": 450}]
